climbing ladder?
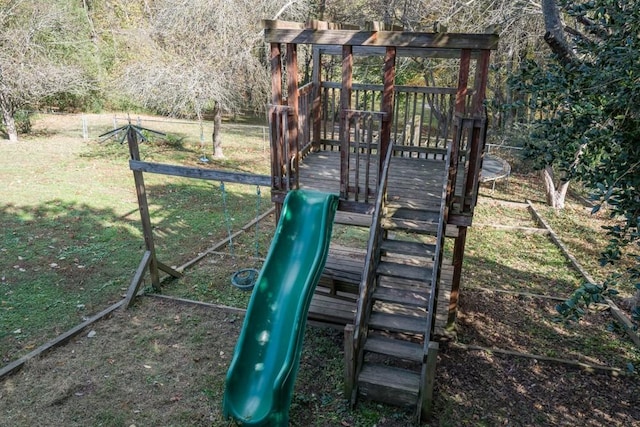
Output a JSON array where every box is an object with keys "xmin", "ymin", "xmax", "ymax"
[{"xmin": 346, "ymin": 145, "xmax": 451, "ymax": 422}]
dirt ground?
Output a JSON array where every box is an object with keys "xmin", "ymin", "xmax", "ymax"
[{"xmin": 1, "ymin": 295, "xmax": 638, "ymax": 427}]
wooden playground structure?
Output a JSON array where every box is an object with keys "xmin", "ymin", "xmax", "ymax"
[
  {"xmin": 113, "ymin": 19, "xmax": 498, "ymax": 424},
  {"xmin": 264, "ymin": 20, "xmax": 497, "ymax": 421}
]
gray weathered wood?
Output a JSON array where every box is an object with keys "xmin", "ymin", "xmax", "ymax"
[
  {"xmin": 263, "ymin": 27, "xmax": 499, "ymax": 51},
  {"xmin": 374, "ymin": 285, "xmax": 430, "ymax": 307},
  {"xmin": 377, "ymin": 261, "xmax": 433, "ymax": 282},
  {"xmin": 364, "ymin": 334, "xmax": 423, "ymax": 362},
  {"xmin": 369, "ymin": 312, "xmax": 426, "ymax": 334},
  {"xmin": 344, "ymin": 324, "xmax": 355, "ymax": 398},
  {"xmin": 358, "ymin": 364, "xmax": 419, "ymax": 406},
  {"xmin": 129, "ymin": 160, "xmax": 271, "ymax": 186},
  {"xmin": 420, "ymin": 341, "xmax": 439, "ymax": 421},
  {"xmin": 124, "ymin": 250, "xmax": 152, "ymax": 309}
]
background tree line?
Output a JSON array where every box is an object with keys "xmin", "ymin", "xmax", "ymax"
[{"xmin": 1, "ymin": 0, "xmax": 637, "ymax": 321}]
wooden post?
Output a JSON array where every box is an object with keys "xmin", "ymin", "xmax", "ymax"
[
  {"xmin": 124, "ymin": 127, "xmax": 182, "ymax": 306},
  {"xmin": 286, "ymin": 43, "xmax": 300, "ymax": 190},
  {"xmin": 340, "ymin": 45, "xmax": 353, "ymax": 199},
  {"xmin": 448, "ymin": 50, "xmax": 472, "ymax": 214},
  {"xmin": 343, "ymin": 324, "xmax": 355, "ymax": 399},
  {"xmin": 127, "ymin": 126, "xmax": 161, "ymax": 292},
  {"xmin": 472, "ymin": 50, "xmax": 491, "ymax": 116},
  {"xmin": 448, "ymin": 226, "xmax": 467, "ymax": 325},
  {"xmin": 380, "ymin": 46, "xmax": 396, "ymax": 176},
  {"xmin": 464, "ymin": 50, "xmax": 492, "ymax": 212},
  {"xmin": 270, "ymin": 43, "xmax": 284, "ymax": 220},
  {"xmin": 311, "ymin": 45, "xmax": 322, "ymax": 151},
  {"xmin": 420, "ymin": 341, "xmax": 439, "ymax": 422},
  {"xmin": 124, "ymin": 250, "xmax": 152, "ymax": 309},
  {"xmin": 455, "ymin": 49, "xmax": 471, "ymax": 115}
]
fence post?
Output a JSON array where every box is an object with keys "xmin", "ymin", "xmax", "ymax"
[{"xmin": 82, "ymin": 115, "xmax": 88, "ymax": 141}]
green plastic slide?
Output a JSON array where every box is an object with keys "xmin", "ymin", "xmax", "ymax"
[{"xmin": 223, "ymin": 189, "xmax": 339, "ymax": 426}]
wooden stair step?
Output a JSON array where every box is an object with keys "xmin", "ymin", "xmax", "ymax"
[
  {"xmin": 369, "ymin": 312, "xmax": 426, "ymax": 334},
  {"xmin": 386, "ymin": 207, "xmax": 441, "ymax": 222},
  {"xmin": 373, "ymin": 300, "xmax": 426, "ymax": 318},
  {"xmin": 373, "ymin": 285, "xmax": 430, "ymax": 307},
  {"xmin": 334, "ymin": 210, "xmax": 372, "ymax": 227},
  {"xmin": 358, "ymin": 364, "xmax": 419, "ymax": 407},
  {"xmin": 378, "ymin": 275, "xmax": 431, "ymax": 290},
  {"xmin": 380, "ymin": 239, "xmax": 436, "ymax": 258},
  {"xmin": 377, "ymin": 261, "xmax": 432, "ymax": 282},
  {"xmin": 364, "ymin": 335, "xmax": 423, "ymax": 362},
  {"xmin": 382, "ymin": 217, "xmax": 438, "ymax": 234}
]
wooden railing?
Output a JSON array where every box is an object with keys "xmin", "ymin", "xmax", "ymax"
[
  {"xmin": 340, "ymin": 109, "xmax": 386, "ymax": 203},
  {"xmin": 346, "ymin": 141, "xmax": 394, "ymax": 403},
  {"xmin": 417, "ymin": 141, "xmax": 452, "ymax": 418},
  {"xmin": 319, "ymin": 82, "xmax": 469, "ymax": 160},
  {"xmin": 268, "ymin": 104, "xmax": 296, "ymax": 195},
  {"xmin": 447, "ymin": 115, "xmax": 487, "ymax": 217},
  {"xmin": 284, "ymin": 81, "xmax": 488, "ymax": 219}
]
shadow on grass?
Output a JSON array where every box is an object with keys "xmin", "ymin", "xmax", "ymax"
[
  {"xmin": 1, "ymin": 200, "xmax": 141, "ymax": 362},
  {"xmin": 461, "ymin": 253, "xmax": 581, "ymax": 297},
  {"xmin": 0, "ymin": 179, "xmax": 273, "ymax": 365}
]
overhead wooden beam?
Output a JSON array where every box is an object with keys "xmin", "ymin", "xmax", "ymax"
[{"xmin": 263, "ymin": 27, "xmax": 499, "ymax": 51}]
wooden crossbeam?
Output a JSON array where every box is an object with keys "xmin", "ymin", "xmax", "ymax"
[
  {"xmin": 129, "ymin": 160, "xmax": 271, "ymax": 186},
  {"xmin": 263, "ymin": 22, "xmax": 499, "ymax": 51}
]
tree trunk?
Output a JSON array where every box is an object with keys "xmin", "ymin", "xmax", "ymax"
[
  {"xmin": 212, "ymin": 102, "xmax": 224, "ymax": 159},
  {"xmin": 541, "ymin": 0, "xmax": 575, "ymax": 66},
  {"xmin": 542, "ymin": 166, "xmax": 570, "ymax": 209},
  {"xmin": 0, "ymin": 98, "xmax": 18, "ymax": 142}
]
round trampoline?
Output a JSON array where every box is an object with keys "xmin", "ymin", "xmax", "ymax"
[{"xmin": 480, "ymin": 154, "xmax": 511, "ymax": 191}]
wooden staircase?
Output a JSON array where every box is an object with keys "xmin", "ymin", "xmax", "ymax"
[{"xmin": 347, "ymin": 153, "xmax": 450, "ymax": 422}]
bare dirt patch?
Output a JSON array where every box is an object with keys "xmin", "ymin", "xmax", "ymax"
[
  {"xmin": 434, "ymin": 346, "xmax": 640, "ymax": 427},
  {"xmin": 1, "ymin": 294, "xmax": 638, "ymax": 427}
]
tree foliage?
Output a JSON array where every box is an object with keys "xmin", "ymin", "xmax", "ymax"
[
  {"xmin": 511, "ymin": 0, "xmax": 640, "ymax": 320},
  {"xmin": 0, "ymin": 0, "xmax": 96, "ymax": 141}
]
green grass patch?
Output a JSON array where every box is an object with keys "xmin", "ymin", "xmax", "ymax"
[
  {"xmin": 0, "ymin": 113, "xmax": 271, "ymax": 363},
  {"xmin": 463, "ymin": 228, "xmax": 583, "ymax": 297}
]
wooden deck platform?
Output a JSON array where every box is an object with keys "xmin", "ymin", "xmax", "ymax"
[
  {"xmin": 299, "ymin": 150, "xmax": 448, "ymax": 211},
  {"xmin": 310, "ymin": 243, "xmax": 453, "ymax": 336}
]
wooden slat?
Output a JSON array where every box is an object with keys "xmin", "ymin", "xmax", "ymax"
[
  {"xmin": 377, "ymin": 261, "xmax": 432, "ymax": 282},
  {"xmin": 369, "ymin": 312, "xmax": 426, "ymax": 334},
  {"xmin": 358, "ymin": 365, "xmax": 419, "ymax": 407},
  {"xmin": 129, "ymin": 160, "xmax": 271, "ymax": 186},
  {"xmin": 263, "ymin": 27, "xmax": 500, "ymax": 51},
  {"xmin": 318, "ymin": 45, "xmax": 489, "ymax": 59},
  {"xmin": 374, "ymin": 286, "xmax": 430, "ymax": 307},
  {"xmin": 309, "ymin": 292, "xmax": 356, "ymax": 324},
  {"xmin": 381, "ymin": 217, "xmax": 438, "ymax": 235},
  {"xmin": 364, "ymin": 335, "xmax": 423, "ymax": 362},
  {"xmin": 380, "ymin": 239, "xmax": 436, "ymax": 258}
]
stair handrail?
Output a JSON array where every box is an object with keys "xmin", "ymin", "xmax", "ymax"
[
  {"xmin": 348, "ymin": 140, "xmax": 394, "ymax": 404},
  {"xmin": 416, "ymin": 139, "xmax": 453, "ymax": 418}
]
